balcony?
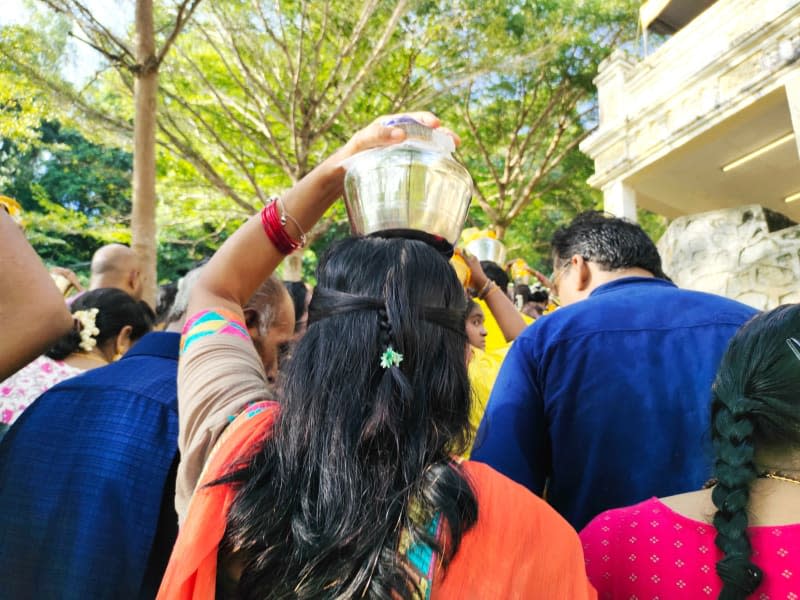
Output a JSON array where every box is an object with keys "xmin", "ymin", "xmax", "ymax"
[{"xmin": 580, "ymin": 0, "xmax": 800, "ymax": 221}]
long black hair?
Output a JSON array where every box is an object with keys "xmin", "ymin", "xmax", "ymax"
[
  {"xmin": 47, "ymin": 288, "xmax": 154, "ymax": 360},
  {"xmin": 710, "ymin": 304, "xmax": 800, "ymax": 599},
  {"xmin": 218, "ymin": 236, "xmax": 478, "ymax": 599}
]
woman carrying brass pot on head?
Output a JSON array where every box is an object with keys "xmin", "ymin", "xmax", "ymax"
[{"xmin": 158, "ymin": 113, "xmax": 595, "ymax": 600}]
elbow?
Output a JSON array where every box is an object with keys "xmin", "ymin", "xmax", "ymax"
[{"xmin": 45, "ymin": 298, "xmax": 74, "ymax": 338}]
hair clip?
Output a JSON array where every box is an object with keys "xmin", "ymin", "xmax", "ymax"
[
  {"xmin": 379, "ymin": 346, "xmax": 404, "ymax": 369},
  {"xmin": 786, "ymin": 337, "xmax": 800, "ymax": 362}
]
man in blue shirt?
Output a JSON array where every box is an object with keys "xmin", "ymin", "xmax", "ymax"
[
  {"xmin": 0, "ymin": 269, "xmax": 295, "ymax": 598},
  {"xmin": 0, "ymin": 330, "xmax": 180, "ymax": 599},
  {"xmin": 471, "ymin": 211, "xmax": 757, "ymax": 530}
]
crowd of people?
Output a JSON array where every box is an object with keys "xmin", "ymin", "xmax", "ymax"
[{"xmin": 0, "ymin": 112, "xmax": 798, "ymax": 599}]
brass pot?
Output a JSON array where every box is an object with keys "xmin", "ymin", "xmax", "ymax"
[
  {"xmin": 343, "ymin": 118, "xmax": 473, "ymax": 252},
  {"xmin": 465, "ymin": 237, "xmax": 507, "ymax": 265}
]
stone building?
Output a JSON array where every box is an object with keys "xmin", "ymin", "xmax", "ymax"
[{"xmin": 580, "ymin": 0, "xmax": 800, "ymax": 309}]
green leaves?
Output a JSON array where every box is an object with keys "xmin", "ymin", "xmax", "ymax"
[{"xmin": 1, "ymin": 0, "xmax": 655, "ymax": 282}]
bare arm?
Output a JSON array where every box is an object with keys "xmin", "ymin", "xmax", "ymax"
[
  {"xmin": 0, "ymin": 211, "xmax": 73, "ymax": 380},
  {"xmin": 466, "ymin": 252, "xmax": 526, "ymax": 342}
]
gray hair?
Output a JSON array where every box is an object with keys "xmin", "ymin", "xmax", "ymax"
[
  {"xmin": 165, "ymin": 268, "xmax": 288, "ymax": 333},
  {"xmin": 246, "ymin": 276, "xmax": 289, "ymax": 335},
  {"xmin": 165, "ymin": 266, "xmax": 205, "ymax": 326}
]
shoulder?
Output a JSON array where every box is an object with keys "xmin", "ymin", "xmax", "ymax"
[
  {"xmin": 462, "ymin": 461, "xmax": 579, "ymax": 540},
  {"xmin": 42, "ymin": 352, "xmax": 179, "ymax": 410},
  {"xmin": 441, "ymin": 461, "xmax": 595, "ymax": 598},
  {"xmin": 205, "ymin": 402, "xmax": 281, "ymax": 481},
  {"xmin": 580, "ymin": 497, "xmax": 672, "ymax": 547}
]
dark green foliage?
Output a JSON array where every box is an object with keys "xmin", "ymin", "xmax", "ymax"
[
  {"xmin": 1, "ymin": 119, "xmax": 222, "ymax": 283},
  {"xmin": 1, "ymin": 120, "xmax": 132, "ymax": 271}
]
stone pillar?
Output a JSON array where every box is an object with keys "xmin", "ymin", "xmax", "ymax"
[
  {"xmin": 602, "ymin": 180, "xmax": 638, "ymax": 222},
  {"xmin": 786, "ymin": 73, "xmax": 800, "ymax": 159},
  {"xmin": 594, "ymin": 49, "xmax": 637, "ymax": 127}
]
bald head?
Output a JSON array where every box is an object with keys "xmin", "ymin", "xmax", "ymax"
[{"xmin": 89, "ymin": 244, "xmax": 143, "ymax": 300}]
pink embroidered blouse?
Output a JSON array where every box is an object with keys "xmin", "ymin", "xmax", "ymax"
[
  {"xmin": 580, "ymin": 497, "xmax": 800, "ymax": 599},
  {"xmin": 0, "ymin": 356, "xmax": 84, "ymax": 426}
]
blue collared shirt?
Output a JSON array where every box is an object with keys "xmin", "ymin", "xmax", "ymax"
[
  {"xmin": 0, "ymin": 332, "xmax": 180, "ymax": 599},
  {"xmin": 471, "ymin": 277, "xmax": 757, "ymax": 530}
]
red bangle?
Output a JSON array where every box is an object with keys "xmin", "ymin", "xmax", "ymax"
[{"xmin": 261, "ymin": 200, "xmax": 301, "ymax": 255}]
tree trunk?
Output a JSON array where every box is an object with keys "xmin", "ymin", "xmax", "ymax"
[{"xmin": 132, "ymin": 0, "xmax": 158, "ymax": 306}]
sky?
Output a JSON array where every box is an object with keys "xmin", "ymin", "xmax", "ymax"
[{"xmin": 1, "ymin": 1, "xmax": 133, "ymax": 83}]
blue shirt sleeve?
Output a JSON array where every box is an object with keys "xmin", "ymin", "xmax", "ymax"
[{"xmin": 470, "ymin": 335, "xmax": 549, "ymax": 494}]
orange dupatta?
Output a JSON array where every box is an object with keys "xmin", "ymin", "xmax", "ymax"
[
  {"xmin": 158, "ymin": 403, "xmax": 595, "ymax": 600},
  {"xmin": 157, "ymin": 402, "xmax": 279, "ymax": 600}
]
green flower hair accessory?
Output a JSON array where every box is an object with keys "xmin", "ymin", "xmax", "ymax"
[{"xmin": 380, "ymin": 346, "xmax": 404, "ymax": 369}]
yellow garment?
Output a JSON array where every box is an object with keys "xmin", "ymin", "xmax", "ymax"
[
  {"xmin": 477, "ymin": 298, "xmax": 533, "ymax": 353},
  {"xmin": 466, "ymin": 344, "xmax": 510, "ymax": 456}
]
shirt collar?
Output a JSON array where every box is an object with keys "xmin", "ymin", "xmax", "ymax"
[
  {"xmin": 589, "ymin": 276, "xmax": 676, "ymax": 298},
  {"xmin": 121, "ymin": 331, "xmax": 180, "ymax": 362}
]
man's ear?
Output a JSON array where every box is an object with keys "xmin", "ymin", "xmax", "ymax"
[
  {"xmin": 573, "ymin": 255, "xmax": 592, "ymax": 292},
  {"xmin": 243, "ymin": 307, "xmax": 260, "ymax": 335},
  {"xmin": 128, "ymin": 269, "xmax": 140, "ymax": 291}
]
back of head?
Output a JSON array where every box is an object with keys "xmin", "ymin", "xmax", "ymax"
[
  {"xmin": 164, "ymin": 266, "xmax": 205, "ymax": 329},
  {"xmin": 244, "ymin": 275, "xmax": 288, "ymax": 334},
  {"xmin": 464, "ymin": 297, "xmax": 479, "ymax": 320},
  {"xmin": 47, "ymin": 288, "xmax": 155, "ymax": 360},
  {"xmin": 480, "ymin": 260, "xmax": 509, "ymax": 292},
  {"xmin": 90, "ymin": 244, "xmax": 142, "ymax": 298},
  {"xmin": 297, "ymin": 236, "xmax": 471, "ymax": 453},
  {"xmin": 710, "ymin": 304, "xmax": 800, "ymax": 599},
  {"xmin": 514, "ymin": 284, "xmax": 532, "ymax": 302},
  {"xmin": 223, "ymin": 236, "xmax": 476, "ymax": 599},
  {"xmin": 283, "ymin": 280, "xmax": 309, "ymax": 332},
  {"xmin": 551, "ymin": 211, "xmax": 666, "ymax": 278},
  {"xmin": 154, "ymin": 282, "xmax": 179, "ymax": 326}
]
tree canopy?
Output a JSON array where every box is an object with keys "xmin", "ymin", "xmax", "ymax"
[{"xmin": 0, "ymin": 0, "xmax": 667, "ymax": 282}]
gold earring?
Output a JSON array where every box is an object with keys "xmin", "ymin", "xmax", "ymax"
[{"xmin": 112, "ymin": 351, "xmax": 123, "ymax": 362}]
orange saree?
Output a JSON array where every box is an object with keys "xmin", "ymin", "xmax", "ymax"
[{"xmin": 158, "ymin": 404, "xmax": 595, "ymax": 600}]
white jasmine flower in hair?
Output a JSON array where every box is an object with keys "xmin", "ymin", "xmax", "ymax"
[{"xmin": 74, "ymin": 308, "xmax": 100, "ymax": 352}]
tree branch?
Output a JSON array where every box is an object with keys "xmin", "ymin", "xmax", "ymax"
[
  {"xmin": 461, "ymin": 82, "xmax": 503, "ymax": 205},
  {"xmin": 169, "ymin": 43, "xmax": 288, "ymax": 193},
  {"xmin": 40, "ymin": 0, "xmax": 136, "ymax": 65},
  {"xmin": 315, "ymin": 0, "xmax": 407, "ymax": 137},
  {"xmin": 158, "ymin": 111, "xmax": 257, "ymax": 214},
  {"xmin": 318, "ymin": 0, "xmax": 380, "ymax": 99},
  {"xmin": 155, "ymin": 0, "xmax": 203, "ymax": 66}
]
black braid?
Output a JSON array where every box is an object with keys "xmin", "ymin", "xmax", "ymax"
[
  {"xmin": 711, "ymin": 392, "xmax": 763, "ymax": 599},
  {"xmin": 377, "ymin": 306, "xmax": 392, "ymax": 351}
]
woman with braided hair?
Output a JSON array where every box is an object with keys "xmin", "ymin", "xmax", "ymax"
[
  {"xmin": 581, "ymin": 304, "xmax": 800, "ymax": 599},
  {"xmin": 157, "ymin": 113, "xmax": 594, "ymax": 599}
]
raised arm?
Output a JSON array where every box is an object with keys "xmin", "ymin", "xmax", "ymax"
[
  {"xmin": 0, "ymin": 211, "xmax": 73, "ymax": 380},
  {"xmin": 464, "ymin": 252, "xmax": 526, "ymax": 342},
  {"xmin": 186, "ymin": 112, "xmax": 447, "ymax": 322},
  {"xmin": 175, "ymin": 113, "xmax": 453, "ymax": 520}
]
